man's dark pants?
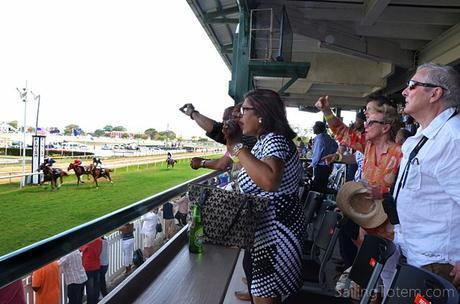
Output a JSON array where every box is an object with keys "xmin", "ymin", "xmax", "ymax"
[
  {"xmin": 311, "ymin": 165, "xmax": 332, "ymax": 194},
  {"xmin": 85, "ymin": 270, "xmax": 100, "ymax": 304},
  {"xmin": 67, "ymin": 282, "xmax": 85, "ymax": 304}
]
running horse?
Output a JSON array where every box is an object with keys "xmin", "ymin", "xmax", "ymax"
[
  {"xmin": 166, "ymin": 158, "xmax": 177, "ymax": 168},
  {"xmin": 39, "ymin": 164, "xmax": 68, "ymax": 190},
  {"xmin": 67, "ymin": 162, "xmax": 92, "ymax": 185},
  {"xmin": 89, "ymin": 165, "xmax": 113, "ymax": 188}
]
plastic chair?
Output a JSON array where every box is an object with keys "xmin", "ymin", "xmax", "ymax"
[
  {"xmin": 382, "ymin": 263, "xmax": 459, "ymax": 304},
  {"xmin": 348, "ymin": 235, "xmax": 396, "ymax": 304},
  {"xmin": 302, "ymin": 210, "xmax": 342, "ymax": 290}
]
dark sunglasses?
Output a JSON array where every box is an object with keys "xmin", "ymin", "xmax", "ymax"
[
  {"xmin": 365, "ymin": 120, "xmax": 387, "ymax": 127},
  {"xmin": 407, "ymin": 80, "xmax": 447, "ymax": 91},
  {"xmin": 240, "ymin": 106, "xmax": 256, "ymax": 115}
]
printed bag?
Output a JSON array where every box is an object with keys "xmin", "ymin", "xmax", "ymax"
[{"xmin": 188, "ymin": 183, "xmax": 269, "ymax": 249}]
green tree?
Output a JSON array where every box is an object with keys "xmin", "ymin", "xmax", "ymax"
[
  {"xmin": 144, "ymin": 128, "xmax": 158, "ymax": 140},
  {"xmin": 94, "ymin": 129, "xmax": 106, "ymax": 137},
  {"xmin": 158, "ymin": 130, "xmax": 176, "ymax": 140},
  {"xmin": 113, "ymin": 126, "xmax": 126, "ymax": 131},
  {"xmin": 122, "ymin": 133, "xmax": 130, "ymax": 139},
  {"xmin": 8, "ymin": 120, "xmax": 18, "ymax": 129},
  {"xmin": 64, "ymin": 124, "xmax": 80, "ymax": 135},
  {"xmin": 103, "ymin": 125, "xmax": 113, "ymax": 132},
  {"xmin": 197, "ymin": 137, "xmax": 209, "ymax": 142}
]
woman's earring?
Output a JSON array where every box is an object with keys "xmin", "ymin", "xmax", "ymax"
[{"xmin": 258, "ymin": 118, "xmax": 262, "ymax": 124}]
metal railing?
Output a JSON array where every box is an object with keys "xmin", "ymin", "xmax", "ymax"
[{"xmin": 0, "ymin": 170, "xmax": 221, "ymax": 289}]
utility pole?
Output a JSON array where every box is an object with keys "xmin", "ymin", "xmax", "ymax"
[{"xmin": 16, "ymin": 85, "xmax": 28, "ymax": 188}]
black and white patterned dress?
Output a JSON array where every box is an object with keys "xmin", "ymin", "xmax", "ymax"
[{"xmin": 237, "ymin": 132, "xmax": 306, "ymax": 297}]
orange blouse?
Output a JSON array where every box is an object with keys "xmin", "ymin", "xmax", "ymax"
[
  {"xmin": 327, "ymin": 115, "xmax": 402, "ymax": 241},
  {"xmin": 327, "ymin": 115, "xmax": 402, "ymax": 193}
]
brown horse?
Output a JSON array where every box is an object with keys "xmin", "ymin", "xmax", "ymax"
[
  {"xmin": 67, "ymin": 162, "xmax": 92, "ymax": 185},
  {"xmin": 39, "ymin": 164, "xmax": 68, "ymax": 190},
  {"xmin": 166, "ymin": 158, "xmax": 177, "ymax": 168},
  {"xmin": 89, "ymin": 165, "xmax": 113, "ymax": 188}
]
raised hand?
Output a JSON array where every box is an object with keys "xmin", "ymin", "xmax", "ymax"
[
  {"xmin": 315, "ymin": 96, "xmax": 331, "ymax": 112},
  {"xmin": 222, "ymin": 119, "xmax": 242, "ymax": 148},
  {"xmin": 179, "ymin": 103, "xmax": 195, "ymax": 117}
]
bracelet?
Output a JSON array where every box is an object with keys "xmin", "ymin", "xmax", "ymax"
[
  {"xmin": 324, "ymin": 113, "xmax": 335, "ymax": 121},
  {"xmin": 336, "ymin": 153, "xmax": 343, "ymax": 162},
  {"xmin": 230, "ymin": 155, "xmax": 240, "ymax": 163},
  {"xmin": 200, "ymin": 159, "xmax": 206, "ymax": 168},
  {"xmin": 190, "ymin": 110, "xmax": 199, "ymax": 120}
]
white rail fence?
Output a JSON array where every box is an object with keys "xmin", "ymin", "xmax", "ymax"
[{"xmin": 21, "ymin": 216, "xmax": 170, "ymax": 304}]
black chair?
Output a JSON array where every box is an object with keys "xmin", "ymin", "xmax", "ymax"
[
  {"xmin": 301, "ymin": 210, "xmax": 342, "ymax": 290},
  {"xmin": 302, "ymin": 196, "xmax": 334, "ymax": 255},
  {"xmin": 286, "ymin": 235, "xmax": 397, "ymax": 304},
  {"xmin": 382, "ymin": 264, "xmax": 459, "ymax": 304},
  {"xmin": 348, "ymin": 235, "xmax": 396, "ymax": 303},
  {"xmin": 303, "ymin": 191, "xmax": 323, "ymax": 225}
]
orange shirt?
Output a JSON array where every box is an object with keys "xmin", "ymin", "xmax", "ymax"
[
  {"xmin": 327, "ymin": 116, "xmax": 402, "ymax": 193},
  {"xmin": 32, "ymin": 261, "xmax": 60, "ymax": 304},
  {"xmin": 328, "ymin": 115, "xmax": 402, "ymax": 240}
]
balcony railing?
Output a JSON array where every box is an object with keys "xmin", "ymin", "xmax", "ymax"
[{"xmin": 0, "ymin": 170, "xmax": 221, "ymax": 291}]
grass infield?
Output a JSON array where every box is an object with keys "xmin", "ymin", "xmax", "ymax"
[{"xmin": 0, "ymin": 159, "xmax": 211, "ymax": 256}]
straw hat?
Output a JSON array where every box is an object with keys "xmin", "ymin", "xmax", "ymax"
[{"xmin": 336, "ymin": 181, "xmax": 387, "ymax": 229}]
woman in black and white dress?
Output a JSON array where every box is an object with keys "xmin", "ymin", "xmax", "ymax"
[{"xmin": 224, "ymin": 89, "xmax": 306, "ymax": 304}]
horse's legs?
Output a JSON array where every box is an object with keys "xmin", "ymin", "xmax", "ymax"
[
  {"xmin": 106, "ymin": 172, "xmax": 113, "ymax": 184},
  {"xmin": 93, "ymin": 173, "xmax": 99, "ymax": 188}
]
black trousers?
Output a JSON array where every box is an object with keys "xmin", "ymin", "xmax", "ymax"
[
  {"xmin": 311, "ymin": 165, "xmax": 332, "ymax": 194},
  {"xmin": 67, "ymin": 282, "xmax": 85, "ymax": 304}
]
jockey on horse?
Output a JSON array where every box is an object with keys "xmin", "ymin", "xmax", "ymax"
[
  {"xmin": 92, "ymin": 157, "xmax": 105, "ymax": 175},
  {"xmin": 40, "ymin": 156, "xmax": 66, "ymax": 189},
  {"xmin": 166, "ymin": 152, "xmax": 177, "ymax": 168},
  {"xmin": 68, "ymin": 159, "xmax": 91, "ymax": 185}
]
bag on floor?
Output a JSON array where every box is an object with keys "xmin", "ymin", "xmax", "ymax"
[
  {"xmin": 156, "ymin": 222, "xmax": 163, "ymax": 233},
  {"xmin": 133, "ymin": 248, "xmax": 144, "ymax": 267}
]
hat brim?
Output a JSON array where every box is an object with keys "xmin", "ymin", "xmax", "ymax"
[{"xmin": 336, "ymin": 182, "xmax": 388, "ymax": 229}]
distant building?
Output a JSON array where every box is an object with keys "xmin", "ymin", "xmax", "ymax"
[{"xmin": 0, "ymin": 122, "xmax": 18, "ymax": 133}]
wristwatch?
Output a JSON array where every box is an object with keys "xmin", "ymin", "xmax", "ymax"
[
  {"xmin": 232, "ymin": 143, "xmax": 246, "ymax": 156},
  {"xmin": 200, "ymin": 159, "xmax": 206, "ymax": 168}
]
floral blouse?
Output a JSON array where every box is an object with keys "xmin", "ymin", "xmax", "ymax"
[
  {"xmin": 327, "ymin": 115, "xmax": 402, "ymax": 240},
  {"xmin": 327, "ymin": 115, "xmax": 402, "ymax": 194}
]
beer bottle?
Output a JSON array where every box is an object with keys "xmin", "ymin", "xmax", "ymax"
[{"xmin": 189, "ymin": 203, "xmax": 204, "ymax": 254}]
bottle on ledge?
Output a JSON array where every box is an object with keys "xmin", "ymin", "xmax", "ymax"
[{"xmin": 189, "ymin": 203, "xmax": 204, "ymax": 254}]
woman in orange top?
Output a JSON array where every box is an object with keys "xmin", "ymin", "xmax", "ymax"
[{"xmin": 315, "ymin": 95, "xmax": 402, "ymax": 240}]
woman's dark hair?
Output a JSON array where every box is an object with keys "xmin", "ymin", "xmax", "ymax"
[{"xmin": 243, "ymin": 89, "xmax": 297, "ymax": 140}]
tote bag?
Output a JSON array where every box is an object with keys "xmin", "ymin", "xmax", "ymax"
[{"xmin": 188, "ymin": 183, "xmax": 269, "ymax": 249}]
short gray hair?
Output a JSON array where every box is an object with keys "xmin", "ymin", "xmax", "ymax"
[{"xmin": 417, "ymin": 63, "xmax": 460, "ymax": 107}]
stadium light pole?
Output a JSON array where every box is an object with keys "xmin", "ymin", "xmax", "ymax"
[
  {"xmin": 16, "ymin": 87, "xmax": 28, "ymax": 188},
  {"xmin": 30, "ymin": 91, "xmax": 41, "ymax": 135}
]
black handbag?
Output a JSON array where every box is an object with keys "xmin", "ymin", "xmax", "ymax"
[
  {"xmin": 156, "ymin": 222, "xmax": 163, "ymax": 233},
  {"xmin": 188, "ymin": 183, "xmax": 269, "ymax": 249}
]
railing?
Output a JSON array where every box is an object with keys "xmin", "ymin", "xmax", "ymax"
[
  {"xmin": 0, "ymin": 170, "xmax": 221, "ymax": 290},
  {"xmin": 19, "ymin": 217, "xmax": 161, "ymax": 304}
]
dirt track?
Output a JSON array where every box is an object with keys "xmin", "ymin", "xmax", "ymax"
[{"xmin": 0, "ymin": 151, "xmax": 221, "ymax": 184}]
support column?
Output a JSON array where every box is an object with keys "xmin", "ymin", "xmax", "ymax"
[{"xmin": 228, "ymin": 0, "xmax": 251, "ymax": 104}]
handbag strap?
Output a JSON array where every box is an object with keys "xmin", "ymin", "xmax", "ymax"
[{"xmin": 225, "ymin": 199, "xmax": 252, "ymax": 236}]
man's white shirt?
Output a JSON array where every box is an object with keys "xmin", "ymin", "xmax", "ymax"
[{"xmin": 394, "ymin": 107, "xmax": 460, "ymax": 267}]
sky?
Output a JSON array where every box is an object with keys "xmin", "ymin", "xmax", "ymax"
[{"xmin": 0, "ymin": 1, "xmax": 354, "ymax": 139}]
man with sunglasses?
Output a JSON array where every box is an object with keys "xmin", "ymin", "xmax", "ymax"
[{"xmin": 395, "ymin": 63, "xmax": 460, "ymax": 288}]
